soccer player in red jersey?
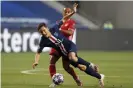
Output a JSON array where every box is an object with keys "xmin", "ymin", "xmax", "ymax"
[{"xmin": 49, "ymin": 7, "xmax": 82, "ymax": 87}]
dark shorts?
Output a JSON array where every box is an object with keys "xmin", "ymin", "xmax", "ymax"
[
  {"xmin": 61, "ymin": 41, "xmax": 78, "ymax": 67},
  {"xmin": 62, "ymin": 40, "xmax": 77, "ymax": 55},
  {"xmin": 68, "ymin": 42, "xmax": 77, "ymax": 53}
]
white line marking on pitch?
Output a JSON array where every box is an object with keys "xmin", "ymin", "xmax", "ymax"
[
  {"xmin": 42, "ymin": 74, "xmax": 120, "ymax": 77},
  {"xmin": 20, "ymin": 68, "xmax": 121, "ymax": 78}
]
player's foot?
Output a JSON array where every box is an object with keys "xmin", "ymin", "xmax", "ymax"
[
  {"xmin": 99, "ymin": 74, "xmax": 105, "ymax": 88},
  {"xmin": 49, "ymin": 83, "xmax": 56, "ymax": 88},
  {"xmin": 75, "ymin": 76, "xmax": 83, "ymax": 87}
]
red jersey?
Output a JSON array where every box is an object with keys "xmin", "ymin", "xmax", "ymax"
[
  {"xmin": 60, "ymin": 19, "xmax": 75, "ymax": 40},
  {"xmin": 49, "ymin": 19, "xmax": 76, "ymax": 56}
]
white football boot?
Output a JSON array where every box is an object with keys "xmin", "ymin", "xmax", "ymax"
[{"xmin": 99, "ymin": 74, "xmax": 105, "ymax": 88}]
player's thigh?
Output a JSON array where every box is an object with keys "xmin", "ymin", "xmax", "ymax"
[
  {"xmin": 68, "ymin": 52, "xmax": 78, "ymax": 62},
  {"xmin": 50, "ymin": 55, "xmax": 61, "ymax": 64}
]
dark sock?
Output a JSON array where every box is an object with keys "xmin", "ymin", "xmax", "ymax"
[
  {"xmin": 69, "ymin": 57, "xmax": 89, "ymax": 67},
  {"xmin": 77, "ymin": 57, "xmax": 101, "ymax": 79},
  {"xmin": 77, "ymin": 57, "xmax": 90, "ymax": 66},
  {"xmin": 85, "ymin": 66, "xmax": 101, "ymax": 79},
  {"xmin": 70, "ymin": 57, "xmax": 101, "ymax": 79}
]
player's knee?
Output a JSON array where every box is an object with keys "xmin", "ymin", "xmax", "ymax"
[
  {"xmin": 68, "ymin": 52, "xmax": 74, "ymax": 59},
  {"xmin": 68, "ymin": 54, "xmax": 78, "ymax": 62},
  {"xmin": 68, "ymin": 56, "xmax": 73, "ymax": 61}
]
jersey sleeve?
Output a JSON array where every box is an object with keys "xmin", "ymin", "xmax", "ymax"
[
  {"xmin": 37, "ymin": 45, "xmax": 44, "ymax": 53},
  {"xmin": 37, "ymin": 37, "xmax": 46, "ymax": 53}
]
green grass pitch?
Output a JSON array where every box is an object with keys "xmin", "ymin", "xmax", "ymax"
[{"xmin": 1, "ymin": 51, "xmax": 133, "ymax": 88}]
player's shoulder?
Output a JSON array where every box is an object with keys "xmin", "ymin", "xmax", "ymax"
[
  {"xmin": 67, "ymin": 19, "xmax": 75, "ymax": 25},
  {"xmin": 69, "ymin": 19, "xmax": 75, "ymax": 23}
]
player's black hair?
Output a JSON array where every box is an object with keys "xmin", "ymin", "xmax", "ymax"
[{"xmin": 37, "ymin": 23, "xmax": 47, "ymax": 31}]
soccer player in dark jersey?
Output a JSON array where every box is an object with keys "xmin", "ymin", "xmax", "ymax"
[
  {"xmin": 32, "ymin": 3, "xmax": 104, "ymax": 88},
  {"xmin": 49, "ymin": 7, "xmax": 82, "ymax": 87}
]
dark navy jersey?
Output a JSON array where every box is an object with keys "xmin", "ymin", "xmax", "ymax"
[
  {"xmin": 37, "ymin": 21, "xmax": 77, "ymax": 56},
  {"xmin": 49, "ymin": 21, "xmax": 65, "ymax": 40}
]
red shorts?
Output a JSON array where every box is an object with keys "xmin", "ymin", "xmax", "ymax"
[{"xmin": 49, "ymin": 48, "xmax": 60, "ymax": 57}]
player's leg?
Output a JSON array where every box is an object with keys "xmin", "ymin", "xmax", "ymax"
[
  {"xmin": 49, "ymin": 49, "xmax": 61, "ymax": 88},
  {"xmin": 49, "ymin": 48, "xmax": 61, "ymax": 78},
  {"xmin": 78, "ymin": 63, "xmax": 99, "ymax": 72},
  {"xmin": 68, "ymin": 52, "xmax": 101, "ymax": 78},
  {"xmin": 68, "ymin": 52, "xmax": 104, "ymax": 88},
  {"xmin": 49, "ymin": 55, "xmax": 60, "ymax": 77},
  {"xmin": 62, "ymin": 57, "xmax": 83, "ymax": 86}
]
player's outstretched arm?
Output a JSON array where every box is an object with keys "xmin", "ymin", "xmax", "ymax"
[
  {"xmin": 62, "ymin": 3, "xmax": 78, "ymax": 22},
  {"xmin": 32, "ymin": 52, "xmax": 40, "ymax": 69}
]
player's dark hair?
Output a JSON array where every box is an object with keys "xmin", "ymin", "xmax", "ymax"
[{"xmin": 37, "ymin": 23, "xmax": 47, "ymax": 31}]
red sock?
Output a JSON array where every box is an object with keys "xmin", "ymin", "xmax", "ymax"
[{"xmin": 49, "ymin": 64, "xmax": 56, "ymax": 78}]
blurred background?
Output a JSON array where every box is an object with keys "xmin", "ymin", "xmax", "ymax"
[
  {"xmin": 1, "ymin": 1, "xmax": 133, "ymax": 88},
  {"xmin": 1, "ymin": 1, "xmax": 133, "ymax": 53}
]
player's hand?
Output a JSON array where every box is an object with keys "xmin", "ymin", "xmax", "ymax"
[
  {"xmin": 73, "ymin": 3, "xmax": 78, "ymax": 12},
  {"xmin": 32, "ymin": 62, "xmax": 38, "ymax": 69}
]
